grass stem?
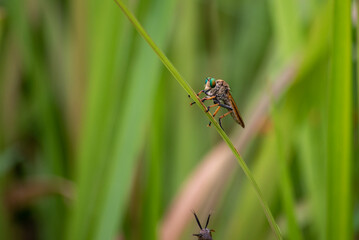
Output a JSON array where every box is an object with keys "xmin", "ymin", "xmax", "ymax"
[{"xmin": 114, "ymin": 0, "xmax": 282, "ymax": 238}]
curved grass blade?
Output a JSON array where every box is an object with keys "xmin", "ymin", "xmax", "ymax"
[{"xmin": 113, "ymin": 1, "xmax": 282, "ymax": 239}]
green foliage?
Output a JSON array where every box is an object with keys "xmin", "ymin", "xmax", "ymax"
[
  {"xmin": 113, "ymin": 1, "xmax": 281, "ymax": 238},
  {"xmin": 327, "ymin": 1, "xmax": 352, "ymax": 239},
  {"xmin": 0, "ymin": 0, "xmax": 356, "ymax": 239}
]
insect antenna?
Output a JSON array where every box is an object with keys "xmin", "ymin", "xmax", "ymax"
[
  {"xmin": 192, "ymin": 211, "xmax": 203, "ymax": 230},
  {"xmin": 205, "ymin": 214, "xmax": 211, "ymax": 229}
]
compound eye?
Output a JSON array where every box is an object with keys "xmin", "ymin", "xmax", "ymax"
[
  {"xmin": 205, "ymin": 77, "xmax": 210, "ymax": 84},
  {"xmin": 210, "ymin": 78, "xmax": 216, "ymax": 88}
]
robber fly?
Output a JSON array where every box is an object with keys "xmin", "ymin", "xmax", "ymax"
[
  {"xmin": 192, "ymin": 212, "xmax": 215, "ymax": 240},
  {"xmin": 190, "ymin": 77, "xmax": 245, "ymax": 129}
]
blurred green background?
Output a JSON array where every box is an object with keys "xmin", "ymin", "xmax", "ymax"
[{"xmin": 0, "ymin": 0, "xmax": 357, "ymax": 239}]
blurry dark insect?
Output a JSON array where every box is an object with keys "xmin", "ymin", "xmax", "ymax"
[
  {"xmin": 192, "ymin": 211, "xmax": 215, "ymax": 240},
  {"xmin": 189, "ymin": 77, "xmax": 245, "ymax": 130}
]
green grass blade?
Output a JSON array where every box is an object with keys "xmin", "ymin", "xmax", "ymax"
[
  {"xmin": 269, "ymin": 0, "xmax": 303, "ymax": 60},
  {"xmin": 272, "ymin": 107, "xmax": 303, "ymax": 240},
  {"xmin": 84, "ymin": 1, "xmax": 177, "ymax": 239},
  {"xmin": 141, "ymin": 82, "xmax": 165, "ymax": 240},
  {"xmin": 298, "ymin": 124, "xmax": 326, "ymax": 240},
  {"xmin": 223, "ymin": 133, "xmax": 280, "ymax": 240},
  {"xmin": 169, "ymin": 0, "xmax": 204, "ymax": 197},
  {"xmin": 6, "ymin": 1, "xmax": 67, "ymax": 238},
  {"xmin": 327, "ymin": 0, "xmax": 353, "ymax": 239},
  {"xmin": 68, "ymin": 2, "xmax": 126, "ymax": 238},
  {"xmin": 113, "ymin": 1, "xmax": 282, "ymax": 238}
]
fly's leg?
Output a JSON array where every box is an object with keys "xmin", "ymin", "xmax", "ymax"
[
  {"xmin": 205, "ymin": 103, "xmax": 219, "ymax": 113},
  {"xmin": 218, "ymin": 110, "xmax": 233, "ymax": 130},
  {"xmin": 189, "ymin": 90, "xmax": 205, "ymax": 105},
  {"xmin": 218, "ymin": 103, "xmax": 233, "ymax": 111},
  {"xmin": 213, "ymin": 106, "xmax": 221, "ymax": 117},
  {"xmin": 208, "ymin": 106, "xmax": 221, "ymax": 127},
  {"xmin": 190, "ymin": 95, "xmax": 215, "ymax": 106},
  {"xmin": 196, "ymin": 90, "xmax": 205, "ymax": 96},
  {"xmin": 188, "ymin": 90, "xmax": 204, "ymax": 98}
]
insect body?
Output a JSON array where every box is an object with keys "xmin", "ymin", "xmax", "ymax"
[
  {"xmin": 190, "ymin": 77, "xmax": 245, "ymax": 129},
  {"xmin": 192, "ymin": 212, "xmax": 215, "ymax": 240}
]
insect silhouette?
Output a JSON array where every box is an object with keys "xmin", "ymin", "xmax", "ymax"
[
  {"xmin": 190, "ymin": 77, "xmax": 245, "ymax": 130},
  {"xmin": 192, "ymin": 212, "xmax": 215, "ymax": 240}
]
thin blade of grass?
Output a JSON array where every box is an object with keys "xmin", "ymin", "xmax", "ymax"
[
  {"xmin": 66, "ymin": 0, "xmax": 126, "ymax": 238},
  {"xmin": 272, "ymin": 106, "xmax": 303, "ymax": 240},
  {"xmin": 327, "ymin": 0, "xmax": 353, "ymax": 239},
  {"xmin": 269, "ymin": 0, "xmax": 303, "ymax": 60},
  {"xmin": 298, "ymin": 124, "xmax": 326, "ymax": 240},
  {"xmin": 6, "ymin": 1, "xmax": 67, "ymax": 238},
  {"xmin": 223, "ymin": 132, "xmax": 279, "ymax": 240},
  {"xmin": 87, "ymin": 1, "xmax": 177, "ymax": 239},
  {"xmin": 356, "ymin": 2, "xmax": 359, "ymax": 233},
  {"xmin": 113, "ymin": 1, "xmax": 282, "ymax": 238},
  {"xmin": 141, "ymin": 80, "xmax": 165, "ymax": 240}
]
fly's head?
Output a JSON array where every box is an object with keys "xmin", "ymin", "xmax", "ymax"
[
  {"xmin": 193, "ymin": 229, "xmax": 214, "ymax": 240},
  {"xmin": 204, "ymin": 77, "xmax": 217, "ymax": 93},
  {"xmin": 192, "ymin": 212, "xmax": 215, "ymax": 240}
]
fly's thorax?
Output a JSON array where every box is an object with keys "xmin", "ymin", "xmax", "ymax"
[
  {"xmin": 211, "ymin": 80, "xmax": 230, "ymax": 102},
  {"xmin": 206, "ymin": 87, "xmax": 217, "ymax": 97}
]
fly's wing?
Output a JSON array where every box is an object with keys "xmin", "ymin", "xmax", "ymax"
[{"xmin": 228, "ymin": 92, "xmax": 245, "ymax": 128}]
